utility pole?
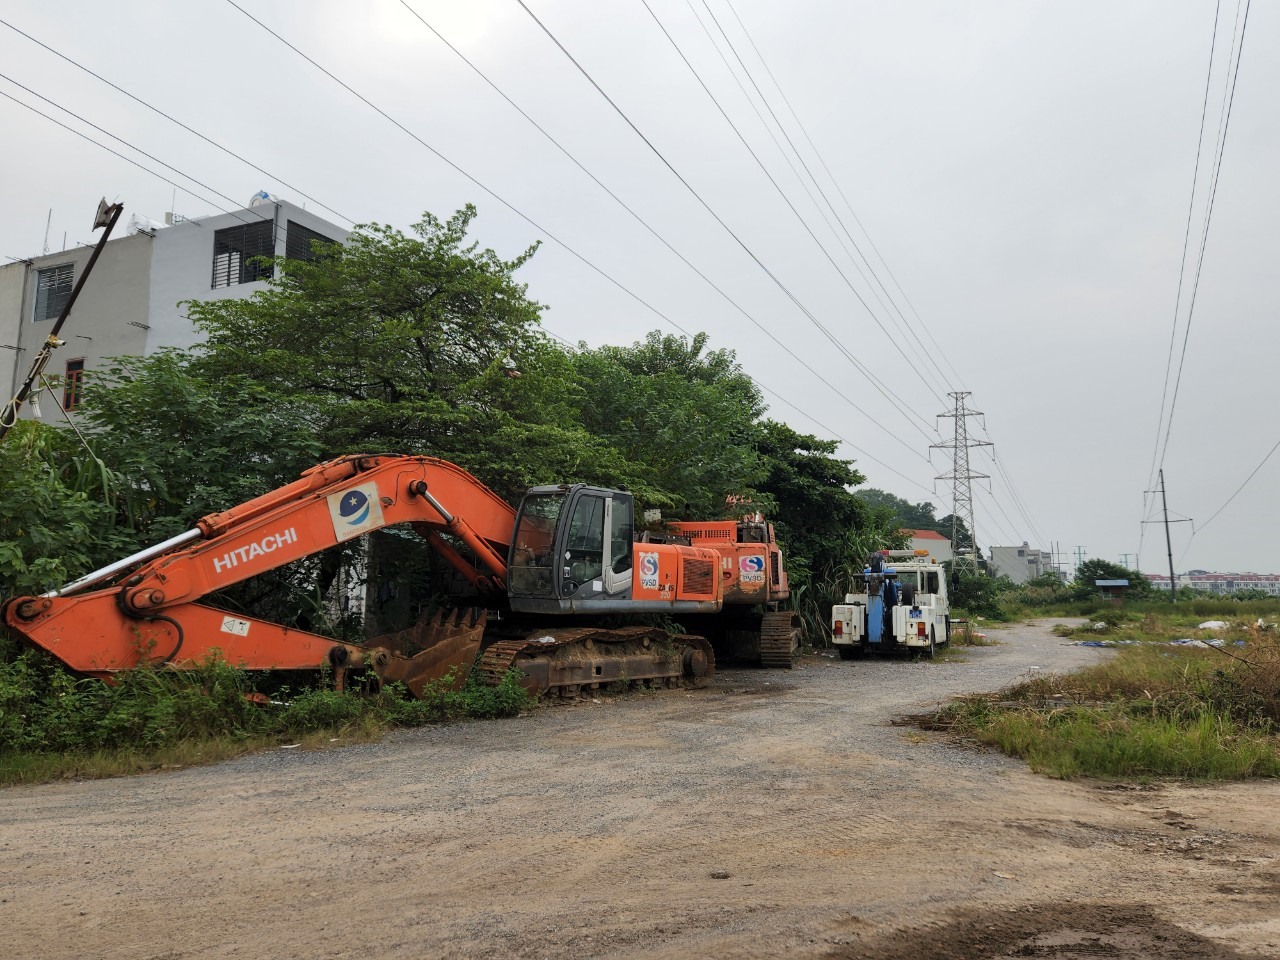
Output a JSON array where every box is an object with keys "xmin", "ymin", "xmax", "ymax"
[
  {"xmin": 1141, "ymin": 470, "xmax": 1192, "ymax": 603},
  {"xmin": 1160, "ymin": 469, "xmax": 1176, "ymax": 603},
  {"xmin": 932, "ymin": 391, "xmax": 991, "ymax": 574},
  {"xmin": 1, "ymin": 199, "xmax": 122, "ymax": 442},
  {"xmin": 1074, "ymin": 545, "xmax": 1086, "ymax": 575},
  {"xmin": 1120, "ymin": 553, "xmax": 1135, "ymax": 569}
]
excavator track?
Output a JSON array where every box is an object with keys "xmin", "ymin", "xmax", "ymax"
[
  {"xmin": 759, "ymin": 610, "xmax": 801, "ymax": 669},
  {"xmin": 477, "ymin": 626, "xmax": 713, "ymax": 698}
]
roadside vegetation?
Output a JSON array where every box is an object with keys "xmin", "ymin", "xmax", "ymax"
[
  {"xmin": 923, "ymin": 604, "xmax": 1280, "ymax": 780},
  {"xmin": 0, "ymin": 631, "xmax": 530, "ymax": 785}
]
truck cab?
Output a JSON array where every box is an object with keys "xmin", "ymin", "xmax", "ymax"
[{"xmin": 831, "ymin": 550, "xmax": 950, "ymax": 658}]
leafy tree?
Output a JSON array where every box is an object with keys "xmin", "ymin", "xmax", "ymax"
[
  {"xmin": 754, "ymin": 419, "xmax": 872, "ymax": 569},
  {"xmin": 82, "ymin": 351, "xmax": 326, "ymax": 545},
  {"xmin": 0, "ymin": 422, "xmax": 125, "ymax": 599},
  {"xmin": 184, "ymin": 205, "xmax": 618, "ymax": 502},
  {"xmin": 1071, "ymin": 559, "xmax": 1152, "ymax": 601},
  {"xmin": 569, "ymin": 331, "xmax": 766, "ymax": 516},
  {"xmin": 949, "ymin": 568, "xmax": 1006, "ymax": 619},
  {"xmin": 856, "ymin": 488, "xmax": 942, "ymax": 534}
]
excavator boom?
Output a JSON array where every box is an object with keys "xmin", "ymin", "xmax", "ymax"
[{"xmin": 3, "ymin": 455, "xmax": 516, "ymax": 692}]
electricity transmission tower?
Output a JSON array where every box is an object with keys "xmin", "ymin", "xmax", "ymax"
[{"xmin": 932, "ymin": 392, "xmax": 991, "ymax": 574}]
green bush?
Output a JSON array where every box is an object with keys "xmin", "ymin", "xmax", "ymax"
[{"xmin": 0, "ymin": 645, "xmax": 530, "ymax": 772}]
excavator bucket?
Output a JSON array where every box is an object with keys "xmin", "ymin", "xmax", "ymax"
[{"xmin": 367, "ymin": 608, "xmax": 487, "ymax": 697}]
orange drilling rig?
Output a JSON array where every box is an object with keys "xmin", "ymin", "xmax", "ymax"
[{"xmin": 3, "ymin": 455, "xmax": 799, "ymax": 697}]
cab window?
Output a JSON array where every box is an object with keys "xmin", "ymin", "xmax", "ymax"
[
  {"xmin": 610, "ymin": 497, "xmax": 633, "ymax": 574},
  {"xmin": 565, "ymin": 494, "xmax": 605, "ymax": 584}
]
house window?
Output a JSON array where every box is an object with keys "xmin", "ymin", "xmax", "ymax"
[
  {"xmin": 63, "ymin": 358, "xmax": 85, "ymax": 411},
  {"xmin": 34, "ymin": 263, "xmax": 74, "ymax": 322},
  {"xmin": 285, "ymin": 221, "xmax": 335, "ymax": 262},
  {"xmin": 211, "ymin": 220, "xmax": 275, "ymax": 288}
]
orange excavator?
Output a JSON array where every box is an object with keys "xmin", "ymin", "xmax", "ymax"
[
  {"xmin": 664, "ymin": 517, "xmax": 799, "ymax": 669},
  {"xmin": 2, "ymin": 454, "xmax": 761, "ymax": 698}
]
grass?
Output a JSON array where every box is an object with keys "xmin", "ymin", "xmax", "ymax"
[
  {"xmin": 0, "ymin": 643, "xmax": 532, "ymax": 787},
  {"xmin": 951, "ymin": 621, "xmax": 1000, "ymax": 647},
  {"xmin": 922, "ymin": 613, "xmax": 1280, "ymax": 781},
  {"xmin": 967, "ymin": 707, "xmax": 1280, "ymax": 780}
]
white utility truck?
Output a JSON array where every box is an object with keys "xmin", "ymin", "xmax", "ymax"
[{"xmin": 831, "ymin": 549, "xmax": 950, "ymax": 659}]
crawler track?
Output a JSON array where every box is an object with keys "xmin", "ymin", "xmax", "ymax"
[
  {"xmin": 759, "ymin": 610, "xmax": 801, "ymax": 669},
  {"xmin": 477, "ymin": 626, "xmax": 714, "ymax": 698}
]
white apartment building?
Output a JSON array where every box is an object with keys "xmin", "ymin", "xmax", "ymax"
[
  {"xmin": 988, "ymin": 542, "xmax": 1054, "ymax": 584},
  {"xmin": 1, "ymin": 195, "xmax": 346, "ymax": 415},
  {"xmin": 1145, "ymin": 573, "xmax": 1280, "ymax": 596}
]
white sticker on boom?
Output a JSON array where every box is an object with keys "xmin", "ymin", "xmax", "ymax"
[
  {"xmin": 327, "ymin": 481, "xmax": 385, "ymax": 542},
  {"xmin": 221, "ymin": 616, "xmax": 251, "ymax": 637}
]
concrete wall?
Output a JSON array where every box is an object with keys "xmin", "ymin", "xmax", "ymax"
[
  {"xmin": 3, "ymin": 234, "xmax": 153, "ymax": 412},
  {"xmin": 989, "ymin": 544, "xmax": 1051, "ymax": 584},
  {"xmin": 0, "ymin": 261, "xmax": 27, "ymax": 399},
  {"xmin": 146, "ymin": 200, "xmax": 348, "ymax": 353},
  {"xmin": 909, "ymin": 535, "xmax": 953, "ymax": 564}
]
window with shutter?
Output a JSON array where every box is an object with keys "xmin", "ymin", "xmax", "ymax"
[
  {"xmin": 285, "ymin": 221, "xmax": 335, "ymax": 262},
  {"xmin": 211, "ymin": 220, "xmax": 275, "ymax": 288},
  {"xmin": 33, "ymin": 263, "xmax": 74, "ymax": 322}
]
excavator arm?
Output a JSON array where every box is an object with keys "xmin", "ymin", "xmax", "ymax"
[{"xmin": 2, "ymin": 455, "xmax": 518, "ymax": 695}]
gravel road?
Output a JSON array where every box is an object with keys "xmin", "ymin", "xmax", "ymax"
[{"xmin": 3, "ymin": 619, "xmax": 1279, "ymax": 959}]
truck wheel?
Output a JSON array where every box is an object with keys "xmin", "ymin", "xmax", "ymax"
[{"xmin": 838, "ymin": 646, "xmax": 857, "ymax": 661}]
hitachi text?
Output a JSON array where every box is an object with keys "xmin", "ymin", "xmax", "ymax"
[{"xmin": 213, "ymin": 529, "xmax": 298, "ymax": 574}]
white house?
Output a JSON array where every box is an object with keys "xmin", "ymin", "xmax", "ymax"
[
  {"xmin": 1, "ymin": 194, "xmax": 347, "ymax": 416},
  {"xmin": 903, "ymin": 528, "xmax": 953, "ymax": 564}
]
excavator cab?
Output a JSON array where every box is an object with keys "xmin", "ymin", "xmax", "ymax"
[{"xmin": 507, "ymin": 484, "xmax": 634, "ymax": 613}]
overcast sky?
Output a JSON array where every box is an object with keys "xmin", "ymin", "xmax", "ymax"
[{"xmin": 1, "ymin": 1, "xmax": 1274, "ymax": 575}]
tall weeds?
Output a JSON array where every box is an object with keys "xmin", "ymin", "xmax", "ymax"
[{"xmin": 935, "ymin": 614, "xmax": 1280, "ymax": 780}]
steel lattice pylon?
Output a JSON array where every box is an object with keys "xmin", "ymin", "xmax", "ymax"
[{"xmin": 932, "ymin": 392, "xmax": 991, "ymax": 573}]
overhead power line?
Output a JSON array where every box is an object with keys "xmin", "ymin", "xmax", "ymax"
[
  {"xmin": 221, "ymin": 0, "xmax": 934, "ymax": 492},
  {"xmin": 0, "ymin": 88, "xmax": 262, "ymax": 227},
  {"xmin": 0, "ymin": 16, "xmax": 355, "ymax": 226},
  {"xmin": 1184, "ymin": 435, "xmax": 1280, "ymax": 561},
  {"xmin": 518, "ymin": 0, "xmax": 939, "ymax": 439},
  {"xmin": 538, "ymin": 328, "xmax": 940, "ymax": 500},
  {"xmin": 719, "ymin": 0, "xmax": 965, "ymax": 390},
  {"xmin": 395, "ymin": 0, "xmax": 927, "ymax": 463},
  {"xmin": 1144, "ymin": 0, "xmax": 1223, "ymax": 492},
  {"xmin": 0, "ymin": 73, "xmax": 270, "ymax": 227},
  {"xmin": 1152, "ymin": 0, "xmax": 1252, "ymax": 476},
  {"xmin": 691, "ymin": 0, "xmax": 955, "ymax": 398}
]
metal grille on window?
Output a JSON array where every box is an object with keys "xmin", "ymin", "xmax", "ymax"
[
  {"xmin": 63, "ymin": 358, "xmax": 85, "ymax": 411},
  {"xmin": 285, "ymin": 221, "xmax": 335, "ymax": 262},
  {"xmin": 211, "ymin": 220, "xmax": 275, "ymax": 288},
  {"xmin": 34, "ymin": 263, "xmax": 74, "ymax": 322}
]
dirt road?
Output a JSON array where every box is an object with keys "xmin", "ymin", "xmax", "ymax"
[{"xmin": 3, "ymin": 619, "xmax": 1279, "ymax": 959}]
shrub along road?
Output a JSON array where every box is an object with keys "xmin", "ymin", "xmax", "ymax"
[{"xmin": 2, "ymin": 620, "xmax": 1278, "ymax": 959}]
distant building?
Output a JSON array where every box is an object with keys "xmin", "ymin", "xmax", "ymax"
[
  {"xmin": 988, "ymin": 541, "xmax": 1053, "ymax": 584},
  {"xmin": 0, "ymin": 194, "xmax": 347, "ymax": 416},
  {"xmin": 902, "ymin": 528, "xmax": 953, "ymax": 564},
  {"xmin": 1145, "ymin": 572, "xmax": 1280, "ymax": 596}
]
